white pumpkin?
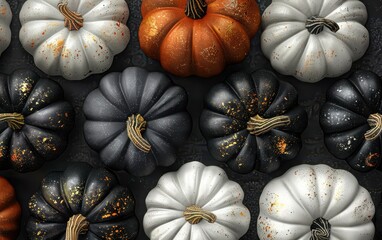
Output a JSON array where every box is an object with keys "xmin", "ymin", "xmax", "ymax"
[
  {"xmin": 144, "ymin": 161, "xmax": 250, "ymax": 240},
  {"xmin": 0, "ymin": 0, "xmax": 11, "ymax": 56},
  {"xmin": 257, "ymin": 164, "xmax": 375, "ymax": 240},
  {"xmin": 19, "ymin": 0, "xmax": 130, "ymax": 80},
  {"xmin": 261, "ymin": 0, "xmax": 369, "ymax": 83}
]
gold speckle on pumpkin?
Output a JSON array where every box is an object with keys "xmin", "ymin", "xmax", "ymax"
[
  {"xmin": 0, "ymin": 145, "xmax": 7, "ymax": 158},
  {"xmin": 10, "ymin": 150, "xmax": 18, "ymax": 162},
  {"xmin": 47, "ymin": 39, "xmax": 65, "ymax": 57},
  {"xmin": 101, "ymin": 224, "xmax": 131, "ymax": 239},
  {"xmin": 267, "ymin": 194, "xmax": 285, "ymax": 214},
  {"xmin": 200, "ymin": 44, "xmax": 218, "ymax": 63},
  {"xmin": 19, "ymin": 82, "xmax": 32, "ymax": 94},
  {"xmin": 218, "ymin": 133, "xmax": 246, "ymax": 158},
  {"xmin": 100, "ymin": 194, "xmax": 133, "ymax": 221},
  {"xmin": 258, "ymin": 216, "xmax": 277, "ymax": 239},
  {"xmin": 219, "ymin": 99, "xmax": 244, "ymax": 119},
  {"xmin": 276, "ymin": 137, "xmax": 288, "ymax": 154},
  {"xmin": 146, "ymin": 15, "xmax": 159, "ymax": 37},
  {"xmin": 0, "ymin": 6, "xmax": 7, "ymax": 16}
]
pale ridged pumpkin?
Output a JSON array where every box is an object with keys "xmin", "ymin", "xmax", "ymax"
[
  {"xmin": 19, "ymin": 0, "xmax": 130, "ymax": 80},
  {"xmin": 257, "ymin": 164, "xmax": 375, "ymax": 240},
  {"xmin": 0, "ymin": 0, "xmax": 11, "ymax": 57},
  {"xmin": 261, "ymin": 0, "xmax": 369, "ymax": 82},
  {"xmin": 144, "ymin": 161, "xmax": 250, "ymax": 240}
]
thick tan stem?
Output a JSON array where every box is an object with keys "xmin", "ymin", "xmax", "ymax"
[
  {"xmin": 247, "ymin": 114, "xmax": 290, "ymax": 136},
  {"xmin": 127, "ymin": 114, "xmax": 151, "ymax": 153},
  {"xmin": 65, "ymin": 214, "xmax": 89, "ymax": 240},
  {"xmin": 0, "ymin": 113, "xmax": 24, "ymax": 130},
  {"xmin": 365, "ymin": 113, "xmax": 382, "ymax": 141},
  {"xmin": 58, "ymin": 1, "xmax": 84, "ymax": 31},
  {"xmin": 184, "ymin": 205, "xmax": 216, "ymax": 224},
  {"xmin": 185, "ymin": 0, "xmax": 207, "ymax": 19}
]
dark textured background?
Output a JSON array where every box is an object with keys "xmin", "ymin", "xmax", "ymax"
[{"xmin": 1, "ymin": 0, "xmax": 382, "ymax": 239}]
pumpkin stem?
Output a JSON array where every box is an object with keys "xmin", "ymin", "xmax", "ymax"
[
  {"xmin": 310, "ymin": 217, "xmax": 331, "ymax": 240},
  {"xmin": 58, "ymin": 1, "xmax": 84, "ymax": 31},
  {"xmin": 0, "ymin": 113, "xmax": 25, "ymax": 130},
  {"xmin": 185, "ymin": 0, "xmax": 207, "ymax": 19},
  {"xmin": 305, "ymin": 16, "xmax": 339, "ymax": 34},
  {"xmin": 247, "ymin": 114, "xmax": 290, "ymax": 136},
  {"xmin": 127, "ymin": 114, "xmax": 151, "ymax": 153},
  {"xmin": 365, "ymin": 113, "xmax": 382, "ymax": 141},
  {"xmin": 184, "ymin": 205, "xmax": 216, "ymax": 224},
  {"xmin": 65, "ymin": 214, "xmax": 89, "ymax": 240}
]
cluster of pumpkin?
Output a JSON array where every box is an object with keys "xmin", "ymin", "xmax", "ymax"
[{"xmin": 0, "ymin": 0, "xmax": 381, "ymax": 239}]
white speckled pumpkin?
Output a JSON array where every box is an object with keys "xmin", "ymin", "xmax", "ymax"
[
  {"xmin": 257, "ymin": 164, "xmax": 375, "ymax": 240},
  {"xmin": 261, "ymin": 0, "xmax": 369, "ymax": 83},
  {"xmin": 0, "ymin": 0, "xmax": 11, "ymax": 56},
  {"xmin": 144, "ymin": 161, "xmax": 250, "ymax": 240},
  {"xmin": 19, "ymin": 0, "xmax": 130, "ymax": 80}
]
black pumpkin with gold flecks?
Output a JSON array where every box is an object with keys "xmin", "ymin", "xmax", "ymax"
[
  {"xmin": 200, "ymin": 70, "xmax": 308, "ymax": 173},
  {"xmin": 0, "ymin": 69, "xmax": 74, "ymax": 172},
  {"xmin": 26, "ymin": 162, "xmax": 138, "ymax": 240},
  {"xmin": 83, "ymin": 67, "xmax": 192, "ymax": 177},
  {"xmin": 320, "ymin": 70, "xmax": 382, "ymax": 171}
]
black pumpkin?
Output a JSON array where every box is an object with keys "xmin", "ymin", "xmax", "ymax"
[
  {"xmin": 26, "ymin": 162, "xmax": 138, "ymax": 240},
  {"xmin": 320, "ymin": 70, "xmax": 382, "ymax": 171},
  {"xmin": 0, "ymin": 69, "xmax": 74, "ymax": 172},
  {"xmin": 200, "ymin": 70, "xmax": 307, "ymax": 173},
  {"xmin": 83, "ymin": 67, "xmax": 192, "ymax": 176}
]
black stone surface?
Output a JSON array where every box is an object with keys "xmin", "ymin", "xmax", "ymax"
[{"xmin": 1, "ymin": 0, "xmax": 382, "ymax": 239}]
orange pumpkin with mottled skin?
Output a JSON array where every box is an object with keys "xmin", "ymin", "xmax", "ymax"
[
  {"xmin": 139, "ymin": 0, "xmax": 261, "ymax": 77},
  {"xmin": 0, "ymin": 177, "xmax": 21, "ymax": 240}
]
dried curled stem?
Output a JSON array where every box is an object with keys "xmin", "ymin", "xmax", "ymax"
[
  {"xmin": 184, "ymin": 205, "xmax": 216, "ymax": 224},
  {"xmin": 65, "ymin": 214, "xmax": 89, "ymax": 240},
  {"xmin": 185, "ymin": 0, "xmax": 207, "ymax": 19},
  {"xmin": 247, "ymin": 114, "xmax": 290, "ymax": 136},
  {"xmin": 310, "ymin": 217, "xmax": 331, "ymax": 240},
  {"xmin": 365, "ymin": 113, "xmax": 382, "ymax": 141},
  {"xmin": 0, "ymin": 113, "xmax": 24, "ymax": 130},
  {"xmin": 127, "ymin": 114, "xmax": 151, "ymax": 153},
  {"xmin": 306, "ymin": 16, "xmax": 339, "ymax": 34},
  {"xmin": 58, "ymin": 1, "xmax": 84, "ymax": 31}
]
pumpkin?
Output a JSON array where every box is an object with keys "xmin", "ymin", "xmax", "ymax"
[
  {"xmin": 19, "ymin": 0, "xmax": 130, "ymax": 80},
  {"xmin": 26, "ymin": 162, "xmax": 139, "ymax": 240},
  {"xmin": 0, "ymin": 0, "xmax": 11, "ymax": 57},
  {"xmin": 320, "ymin": 70, "xmax": 382, "ymax": 172},
  {"xmin": 261, "ymin": 0, "xmax": 369, "ymax": 83},
  {"xmin": 83, "ymin": 67, "xmax": 192, "ymax": 177},
  {"xmin": 144, "ymin": 161, "xmax": 250, "ymax": 240},
  {"xmin": 200, "ymin": 70, "xmax": 307, "ymax": 173},
  {"xmin": 138, "ymin": 0, "xmax": 261, "ymax": 78},
  {"xmin": 0, "ymin": 177, "xmax": 21, "ymax": 240},
  {"xmin": 257, "ymin": 164, "xmax": 375, "ymax": 240},
  {"xmin": 0, "ymin": 69, "xmax": 74, "ymax": 172}
]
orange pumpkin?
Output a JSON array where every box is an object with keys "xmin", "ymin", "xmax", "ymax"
[
  {"xmin": 0, "ymin": 177, "xmax": 21, "ymax": 240},
  {"xmin": 139, "ymin": 0, "xmax": 261, "ymax": 77}
]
